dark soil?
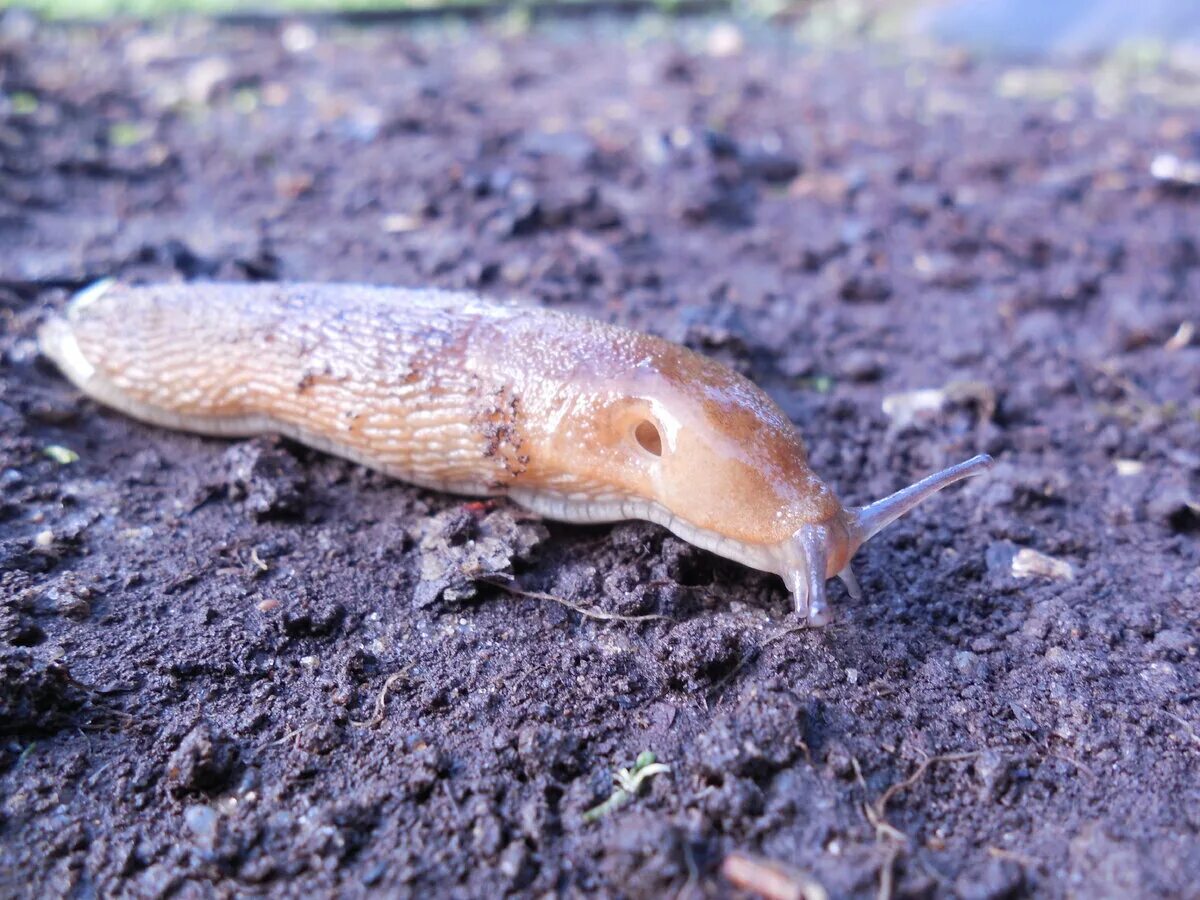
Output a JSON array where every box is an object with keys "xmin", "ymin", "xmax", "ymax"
[{"xmin": 2, "ymin": 9, "xmax": 1199, "ymax": 899}]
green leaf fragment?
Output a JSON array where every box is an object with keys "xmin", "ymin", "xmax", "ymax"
[
  {"xmin": 108, "ymin": 121, "xmax": 150, "ymax": 147},
  {"xmin": 44, "ymin": 445, "xmax": 80, "ymax": 465},
  {"xmin": 583, "ymin": 750, "xmax": 670, "ymax": 823},
  {"xmin": 11, "ymin": 92, "xmax": 39, "ymax": 115}
]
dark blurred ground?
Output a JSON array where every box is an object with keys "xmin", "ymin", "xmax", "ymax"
[{"xmin": 1, "ymin": 5, "xmax": 1198, "ymax": 899}]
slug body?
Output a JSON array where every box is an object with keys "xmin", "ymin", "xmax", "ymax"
[{"xmin": 39, "ymin": 281, "xmax": 992, "ymax": 625}]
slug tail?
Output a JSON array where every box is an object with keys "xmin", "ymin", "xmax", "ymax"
[
  {"xmin": 851, "ymin": 454, "xmax": 994, "ymax": 548},
  {"xmin": 37, "ymin": 278, "xmax": 117, "ymax": 389},
  {"xmin": 38, "ymin": 315, "xmax": 95, "ymax": 387},
  {"xmin": 68, "ymin": 277, "xmax": 117, "ymax": 315}
]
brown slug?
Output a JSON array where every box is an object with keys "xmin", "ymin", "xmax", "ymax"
[{"xmin": 38, "ymin": 280, "xmax": 993, "ymax": 625}]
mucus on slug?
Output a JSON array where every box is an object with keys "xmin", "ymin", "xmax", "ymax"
[{"xmin": 37, "ymin": 280, "xmax": 995, "ymax": 626}]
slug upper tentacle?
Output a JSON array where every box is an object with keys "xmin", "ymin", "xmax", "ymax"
[{"xmin": 38, "ymin": 280, "xmax": 993, "ymax": 625}]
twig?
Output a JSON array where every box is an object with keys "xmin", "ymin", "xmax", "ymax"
[
  {"xmin": 86, "ymin": 760, "xmax": 115, "ymax": 787},
  {"xmin": 350, "ymin": 670, "xmax": 410, "ymax": 728},
  {"xmin": 267, "ymin": 728, "xmax": 302, "ymax": 750},
  {"xmin": 708, "ymin": 623, "xmax": 810, "ymax": 698},
  {"xmin": 987, "ymin": 846, "xmax": 1042, "ymax": 868},
  {"xmin": 482, "ymin": 578, "xmax": 668, "ymax": 623},
  {"xmin": 1049, "ymin": 752, "xmax": 1095, "ymax": 780},
  {"xmin": 442, "ymin": 781, "xmax": 461, "ymax": 816},
  {"xmin": 721, "ymin": 851, "xmax": 829, "ymax": 900},
  {"xmin": 872, "ymin": 751, "xmax": 980, "ymax": 832},
  {"xmin": 877, "ymin": 846, "xmax": 899, "ymax": 900}
]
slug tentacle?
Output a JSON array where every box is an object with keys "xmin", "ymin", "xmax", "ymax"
[
  {"xmin": 796, "ymin": 523, "xmax": 831, "ymax": 626},
  {"xmin": 775, "ymin": 455, "xmax": 994, "ymax": 624},
  {"xmin": 38, "ymin": 281, "xmax": 995, "ymax": 629},
  {"xmin": 850, "ymin": 454, "xmax": 994, "ymax": 548},
  {"xmin": 837, "ymin": 564, "xmax": 862, "ymax": 601}
]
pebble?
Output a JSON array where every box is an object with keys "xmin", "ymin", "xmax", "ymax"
[
  {"xmin": 1011, "ymin": 548, "xmax": 1075, "ymax": 582},
  {"xmin": 838, "ymin": 349, "xmax": 883, "ymax": 382},
  {"xmin": 184, "ymin": 804, "xmax": 220, "ymax": 847}
]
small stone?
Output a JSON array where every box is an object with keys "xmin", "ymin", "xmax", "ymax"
[
  {"xmin": 184, "ymin": 805, "xmax": 220, "ymax": 848},
  {"xmin": 1113, "ymin": 459, "xmax": 1145, "ymax": 476},
  {"xmin": 882, "ymin": 388, "xmax": 945, "ymax": 429},
  {"xmin": 1151, "ymin": 152, "xmax": 1200, "ymax": 188},
  {"xmin": 974, "ymin": 751, "xmax": 1011, "ymax": 802},
  {"xmin": 1011, "ymin": 548, "xmax": 1075, "ymax": 582},
  {"xmin": 382, "ymin": 213, "xmax": 422, "ymax": 234},
  {"xmin": 498, "ymin": 841, "xmax": 534, "ymax": 888},
  {"xmin": 838, "ymin": 349, "xmax": 883, "ymax": 382},
  {"xmin": 166, "ymin": 722, "xmax": 238, "ymax": 795},
  {"xmin": 52, "ymin": 588, "xmax": 91, "ymax": 620}
]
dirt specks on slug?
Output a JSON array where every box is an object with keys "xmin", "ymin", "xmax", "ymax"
[
  {"xmin": 295, "ymin": 363, "xmax": 340, "ymax": 394},
  {"xmin": 476, "ymin": 385, "xmax": 529, "ymax": 480}
]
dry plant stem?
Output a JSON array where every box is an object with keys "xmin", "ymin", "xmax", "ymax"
[
  {"xmin": 350, "ymin": 670, "xmax": 410, "ymax": 728},
  {"xmin": 987, "ymin": 846, "xmax": 1042, "ymax": 868},
  {"xmin": 721, "ymin": 852, "xmax": 829, "ymax": 900},
  {"xmin": 482, "ymin": 577, "xmax": 668, "ymax": 622},
  {"xmin": 861, "ymin": 751, "xmax": 984, "ymax": 899},
  {"xmin": 708, "ymin": 623, "xmax": 810, "ymax": 699},
  {"xmin": 266, "ymin": 727, "xmax": 303, "ymax": 750},
  {"xmin": 1049, "ymin": 752, "xmax": 1095, "ymax": 779},
  {"xmin": 877, "ymin": 846, "xmax": 899, "ymax": 900},
  {"xmin": 872, "ymin": 751, "xmax": 981, "ymax": 829}
]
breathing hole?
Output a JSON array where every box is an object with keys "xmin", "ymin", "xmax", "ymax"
[{"xmin": 634, "ymin": 419, "xmax": 663, "ymax": 457}]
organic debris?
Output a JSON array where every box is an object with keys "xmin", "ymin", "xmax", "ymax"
[{"xmin": 583, "ymin": 751, "xmax": 670, "ymax": 822}]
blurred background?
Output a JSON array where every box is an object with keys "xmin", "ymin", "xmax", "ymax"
[
  {"xmin": 13, "ymin": 0, "xmax": 1200, "ymax": 60},
  {"xmin": 2, "ymin": 2, "xmax": 1198, "ymax": 899}
]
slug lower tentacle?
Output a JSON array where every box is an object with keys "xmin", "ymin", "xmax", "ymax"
[{"xmin": 38, "ymin": 280, "xmax": 993, "ymax": 625}]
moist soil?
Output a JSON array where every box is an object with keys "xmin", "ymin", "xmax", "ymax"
[{"xmin": 1, "ymin": 10, "xmax": 1199, "ymax": 899}]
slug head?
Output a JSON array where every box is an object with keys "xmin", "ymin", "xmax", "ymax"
[
  {"xmin": 544, "ymin": 336, "xmax": 993, "ymax": 627},
  {"xmin": 548, "ymin": 353, "xmax": 853, "ymax": 617},
  {"xmin": 785, "ymin": 453, "xmax": 996, "ymax": 625},
  {"xmin": 591, "ymin": 376, "xmax": 845, "ymax": 547}
]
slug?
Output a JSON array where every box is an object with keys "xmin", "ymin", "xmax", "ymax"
[{"xmin": 38, "ymin": 280, "xmax": 993, "ymax": 625}]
